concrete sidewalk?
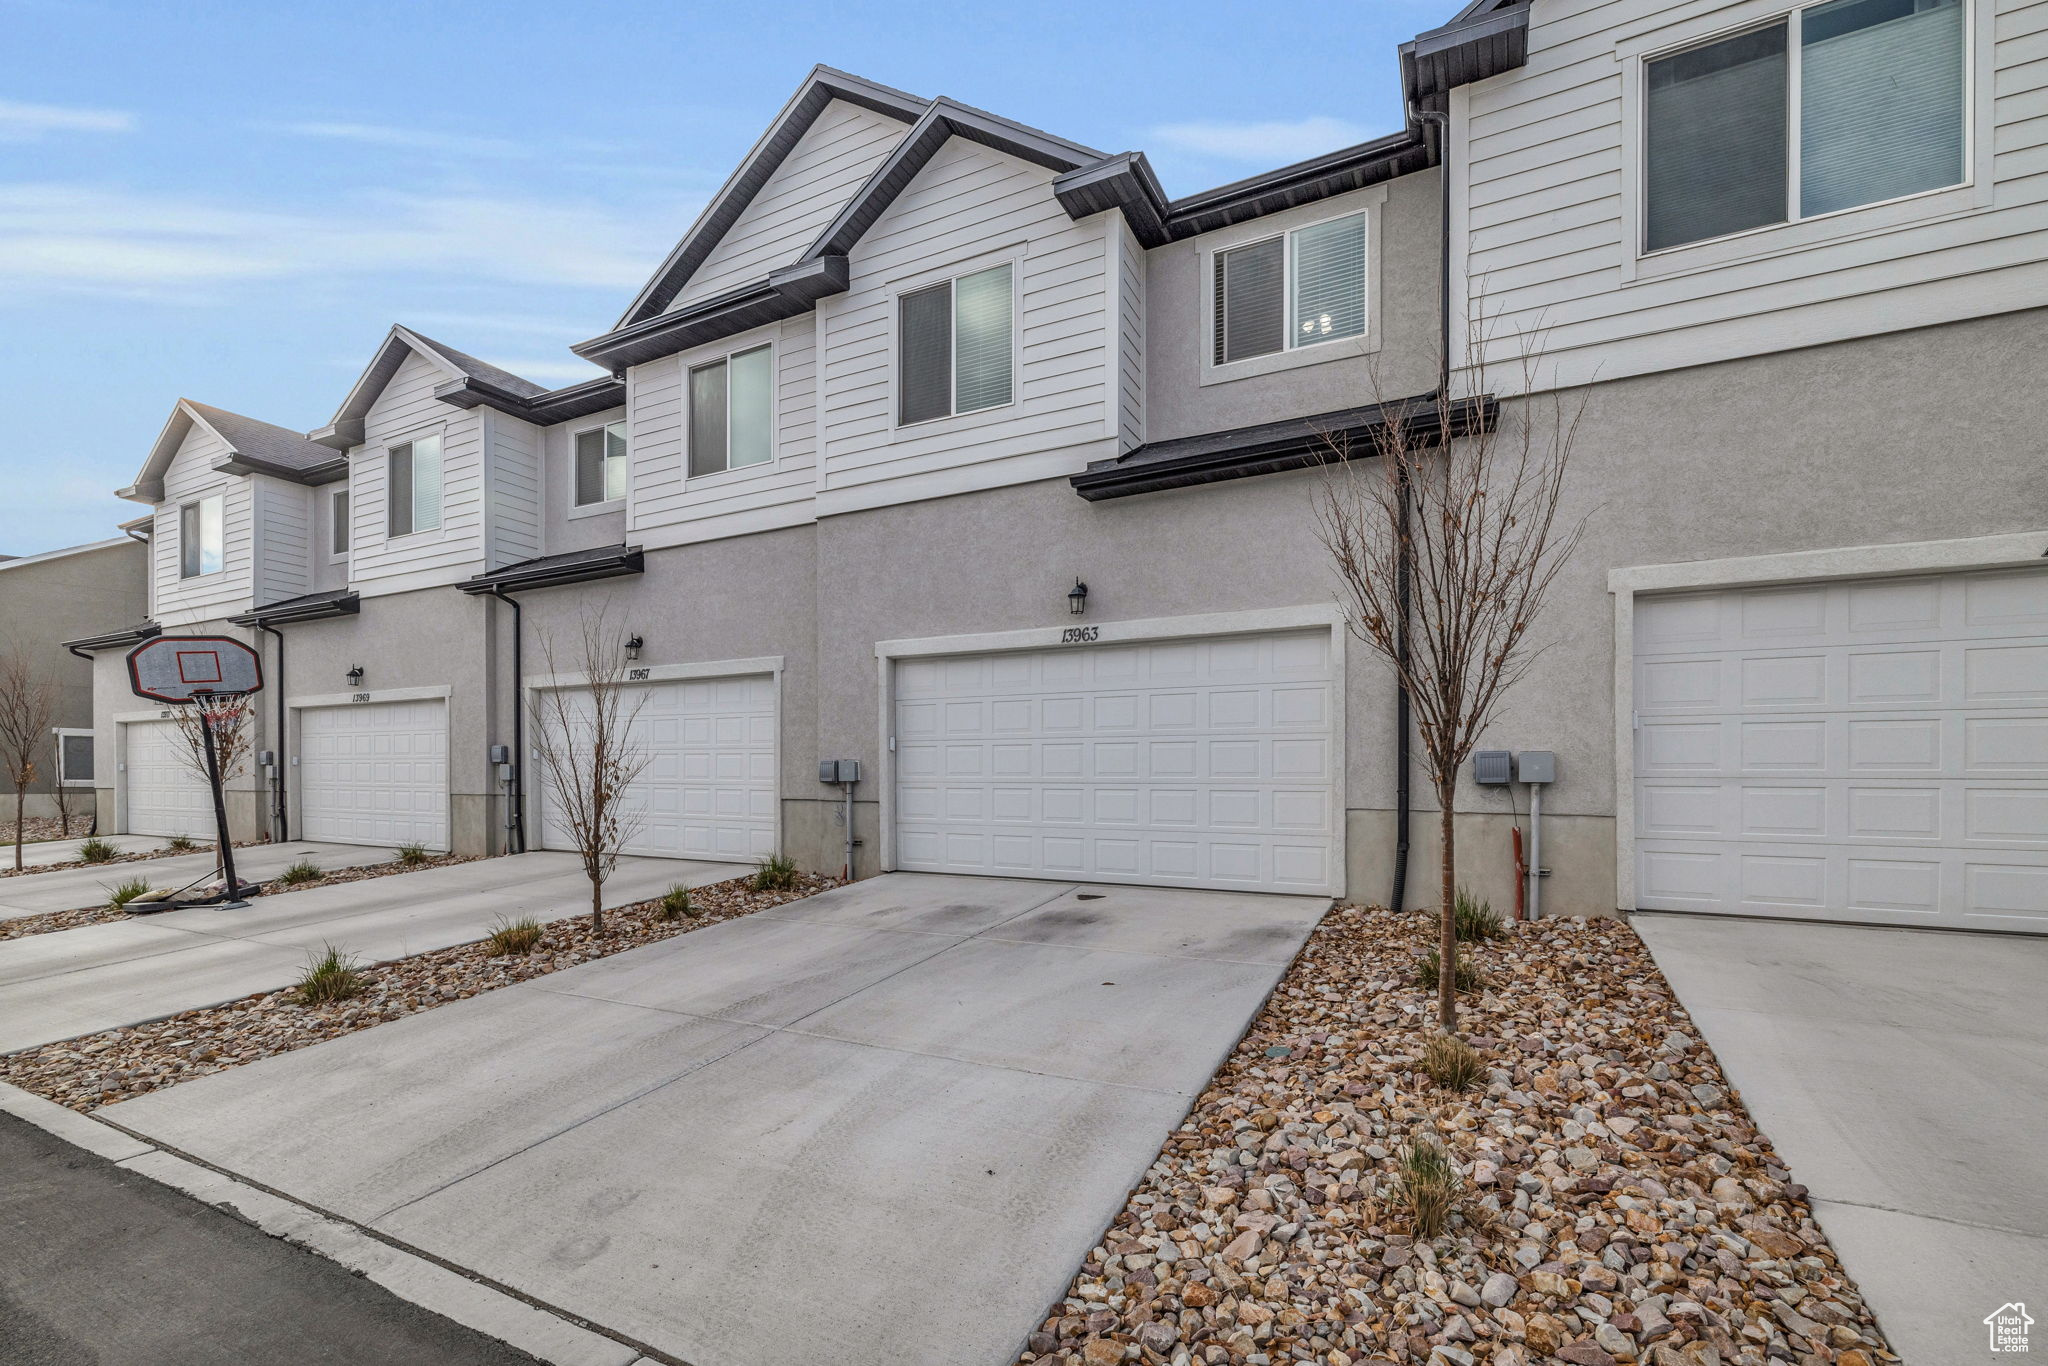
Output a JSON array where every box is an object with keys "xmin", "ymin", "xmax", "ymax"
[
  {"xmin": 0, "ymin": 1108, "xmax": 545, "ymax": 1366},
  {"xmin": 103, "ymin": 873, "xmax": 1329, "ymax": 1366},
  {"xmin": 4, "ymin": 832, "xmax": 168, "ymax": 869},
  {"xmin": 0, "ymin": 852, "xmax": 729, "ymax": 1052},
  {"xmin": 1635, "ymin": 912, "xmax": 2048, "ymax": 1366},
  {"xmin": 0, "ymin": 839, "xmax": 394, "ymax": 920}
]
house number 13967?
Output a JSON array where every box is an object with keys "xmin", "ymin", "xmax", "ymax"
[{"xmin": 1060, "ymin": 626, "xmax": 1099, "ymax": 644}]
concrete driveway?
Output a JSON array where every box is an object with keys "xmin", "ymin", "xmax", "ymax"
[
  {"xmin": 0, "ymin": 839, "xmax": 395, "ymax": 921},
  {"xmin": 1636, "ymin": 913, "xmax": 2048, "ymax": 1366},
  {"xmin": 101, "ymin": 873, "xmax": 1327, "ymax": 1366},
  {"xmin": 5, "ymin": 832, "xmax": 168, "ymax": 869},
  {"xmin": 0, "ymin": 852, "xmax": 727, "ymax": 1053}
]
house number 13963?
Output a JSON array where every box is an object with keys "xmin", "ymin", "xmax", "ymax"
[{"xmin": 1060, "ymin": 626, "xmax": 1099, "ymax": 644}]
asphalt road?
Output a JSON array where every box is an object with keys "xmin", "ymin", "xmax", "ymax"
[{"xmin": 0, "ymin": 1110, "xmax": 541, "ymax": 1366}]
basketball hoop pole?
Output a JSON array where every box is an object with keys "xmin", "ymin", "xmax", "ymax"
[{"xmin": 193, "ymin": 693, "xmax": 244, "ymax": 900}]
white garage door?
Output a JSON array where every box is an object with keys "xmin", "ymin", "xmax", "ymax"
[
  {"xmin": 122, "ymin": 719, "xmax": 212, "ymax": 838},
  {"xmin": 1634, "ymin": 568, "xmax": 2048, "ymax": 932},
  {"xmin": 299, "ymin": 700, "xmax": 449, "ymax": 850},
  {"xmin": 893, "ymin": 629, "xmax": 1338, "ymax": 893},
  {"xmin": 539, "ymin": 674, "xmax": 777, "ymax": 862}
]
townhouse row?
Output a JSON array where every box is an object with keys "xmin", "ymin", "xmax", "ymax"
[{"xmin": 70, "ymin": 0, "xmax": 2048, "ymax": 932}]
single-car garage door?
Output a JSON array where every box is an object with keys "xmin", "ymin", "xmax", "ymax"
[
  {"xmin": 122, "ymin": 718, "xmax": 212, "ymax": 838},
  {"xmin": 538, "ymin": 674, "xmax": 777, "ymax": 862},
  {"xmin": 299, "ymin": 700, "xmax": 449, "ymax": 850},
  {"xmin": 1634, "ymin": 568, "xmax": 2048, "ymax": 932},
  {"xmin": 893, "ymin": 629, "xmax": 1338, "ymax": 893}
]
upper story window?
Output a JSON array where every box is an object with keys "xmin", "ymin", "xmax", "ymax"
[
  {"xmin": 1212, "ymin": 212, "xmax": 1368, "ymax": 366},
  {"xmin": 898, "ymin": 263, "xmax": 1014, "ymax": 425},
  {"xmin": 386, "ymin": 432, "xmax": 442, "ymax": 537},
  {"xmin": 1644, "ymin": 0, "xmax": 1966, "ymax": 253},
  {"xmin": 330, "ymin": 489, "xmax": 350, "ymax": 558},
  {"xmin": 689, "ymin": 344, "xmax": 773, "ymax": 477},
  {"xmin": 178, "ymin": 494, "xmax": 223, "ymax": 578},
  {"xmin": 575, "ymin": 420, "xmax": 628, "ymax": 505}
]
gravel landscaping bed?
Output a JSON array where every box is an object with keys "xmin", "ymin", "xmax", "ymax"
[
  {"xmin": 0, "ymin": 838, "xmax": 268, "ymax": 881},
  {"xmin": 0, "ymin": 853, "xmax": 477, "ymax": 944},
  {"xmin": 1016, "ymin": 906, "xmax": 1895, "ymax": 1366},
  {"xmin": 1, "ymin": 871, "xmax": 837, "ymax": 1111},
  {"xmin": 2, "ymin": 816, "xmax": 81, "ymax": 846}
]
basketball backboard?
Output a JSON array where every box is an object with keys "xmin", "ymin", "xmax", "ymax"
[{"xmin": 127, "ymin": 635, "xmax": 264, "ymax": 703}]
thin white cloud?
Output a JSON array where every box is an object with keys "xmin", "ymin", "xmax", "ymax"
[
  {"xmin": 268, "ymin": 120, "xmax": 524, "ymax": 159},
  {"xmin": 0, "ymin": 182, "xmax": 693, "ymax": 301},
  {"xmin": 1149, "ymin": 115, "xmax": 1373, "ymax": 164},
  {"xmin": 0, "ymin": 98, "xmax": 132, "ymax": 141}
]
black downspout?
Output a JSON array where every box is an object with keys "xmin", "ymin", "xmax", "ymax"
[
  {"xmin": 488, "ymin": 587, "xmax": 525, "ymax": 853},
  {"xmin": 256, "ymin": 622, "xmax": 288, "ymax": 842}
]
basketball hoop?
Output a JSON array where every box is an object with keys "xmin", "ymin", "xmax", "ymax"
[{"xmin": 125, "ymin": 636, "xmax": 265, "ymax": 909}]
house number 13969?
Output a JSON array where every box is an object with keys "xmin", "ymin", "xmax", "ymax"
[{"xmin": 1060, "ymin": 626, "xmax": 1099, "ymax": 644}]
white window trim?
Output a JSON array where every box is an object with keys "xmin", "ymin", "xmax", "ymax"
[
  {"xmin": 328, "ymin": 487, "xmax": 350, "ymax": 562},
  {"xmin": 1615, "ymin": 0, "xmax": 1993, "ymax": 285},
  {"xmin": 1607, "ymin": 529, "xmax": 2048, "ymax": 911},
  {"xmin": 52, "ymin": 727, "xmax": 94, "ymax": 787},
  {"xmin": 1198, "ymin": 187, "xmax": 1387, "ymax": 388},
  {"xmin": 568, "ymin": 418, "xmax": 629, "ymax": 516},
  {"xmin": 382, "ymin": 424, "xmax": 447, "ymax": 542},
  {"xmin": 888, "ymin": 248, "xmax": 1023, "ymax": 432},
  {"xmin": 177, "ymin": 493, "xmax": 225, "ymax": 579},
  {"xmin": 683, "ymin": 340, "xmax": 778, "ymax": 482}
]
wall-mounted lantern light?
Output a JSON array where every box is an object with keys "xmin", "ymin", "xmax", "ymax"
[
  {"xmin": 345, "ymin": 665, "xmax": 365, "ymax": 687},
  {"xmin": 624, "ymin": 634, "xmax": 643, "ymax": 662},
  {"xmin": 1067, "ymin": 579, "xmax": 1089, "ymax": 616}
]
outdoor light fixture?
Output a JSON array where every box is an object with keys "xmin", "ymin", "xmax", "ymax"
[
  {"xmin": 346, "ymin": 665, "xmax": 364, "ymax": 686},
  {"xmin": 625, "ymin": 634, "xmax": 643, "ymax": 661},
  {"xmin": 1068, "ymin": 579, "xmax": 1089, "ymax": 616}
]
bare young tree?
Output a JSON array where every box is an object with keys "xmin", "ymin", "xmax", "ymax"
[
  {"xmin": 530, "ymin": 613, "xmax": 651, "ymax": 933},
  {"xmin": 0, "ymin": 647, "xmax": 54, "ymax": 870},
  {"xmin": 170, "ymin": 693, "xmax": 255, "ymax": 848},
  {"xmin": 49, "ymin": 739, "xmax": 76, "ymax": 838},
  {"xmin": 1313, "ymin": 326, "xmax": 1590, "ymax": 1034}
]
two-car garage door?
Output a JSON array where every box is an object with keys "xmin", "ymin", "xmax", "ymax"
[
  {"xmin": 1634, "ymin": 568, "xmax": 2048, "ymax": 932},
  {"xmin": 892, "ymin": 629, "xmax": 1339, "ymax": 894}
]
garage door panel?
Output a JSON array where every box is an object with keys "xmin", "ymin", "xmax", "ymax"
[
  {"xmin": 893, "ymin": 630, "xmax": 1339, "ymax": 895},
  {"xmin": 122, "ymin": 720, "xmax": 214, "ymax": 839},
  {"xmin": 1636, "ymin": 569, "xmax": 2048, "ymax": 931},
  {"xmin": 299, "ymin": 701, "xmax": 449, "ymax": 850}
]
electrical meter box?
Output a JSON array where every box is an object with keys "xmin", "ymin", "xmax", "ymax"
[
  {"xmin": 819, "ymin": 759, "xmax": 861, "ymax": 784},
  {"xmin": 1473, "ymin": 750, "xmax": 1513, "ymax": 785},
  {"xmin": 1516, "ymin": 750, "xmax": 1557, "ymax": 784}
]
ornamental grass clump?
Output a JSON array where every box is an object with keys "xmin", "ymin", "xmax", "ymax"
[
  {"xmin": 752, "ymin": 854, "xmax": 798, "ymax": 892},
  {"xmin": 276, "ymin": 859, "xmax": 324, "ymax": 886},
  {"xmin": 1420, "ymin": 1032, "xmax": 1486, "ymax": 1092},
  {"xmin": 165, "ymin": 834, "xmax": 198, "ymax": 853},
  {"xmin": 395, "ymin": 842, "xmax": 430, "ymax": 867},
  {"xmin": 1418, "ymin": 947, "xmax": 1485, "ymax": 994},
  {"xmin": 295, "ymin": 944, "xmax": 367, "ymax": 1005},
  {"xmin": 657, "ymin": 883, "xmax": 696, "ymax": 921},
  {"xmin": 485, "ymin": 915, "xmax": 545, "ymax": 955},
  {"xmin": 105, "ymin": 876, "xmax": 157, "ymax": 909},
  {"xmin": 1453, "ymin": 888, "xmax": 1505, "ymax": 942},
  {"xmin": 78, "ymin": 837, "xmax": 120, "ymax": 864},
  {"xmin": 1394, "ymin": 1134, "xmax": 1465, "ymax": 1239}
]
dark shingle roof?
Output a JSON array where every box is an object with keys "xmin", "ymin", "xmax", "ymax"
[
  {"xmin": 403, "ymin": 332, "xmax": 550, "ymax": 401},
  {"xmin": 184, "ymin": 402, "xmax": 338, "ymax": 475}
]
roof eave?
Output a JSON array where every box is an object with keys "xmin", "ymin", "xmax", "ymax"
[
  {"xmin": 228, "ymin": 593, "xmax": 362, "ymax": 627},
  {"xmin": 458, "ymin": 547, "xmax": 646, "ymax": 595},
  {"xmin": 61, "ymin": 621, "xmax": 162, "ymax": 653},
  {"xmin": 573, "ymin": 258, "xmax": 849, "ymax": 372}
]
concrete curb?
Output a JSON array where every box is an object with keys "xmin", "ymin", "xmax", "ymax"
[{"xmin": 0, "ymin": 1080, "xmax": 649, "ymax": 1366}]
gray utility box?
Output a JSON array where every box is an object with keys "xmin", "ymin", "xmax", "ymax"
[
  {"xmin": 1515, "ymin": 750, "xmax": 1556, "ymax": 784},
  {"xmin": 1473, "ymin": 750, "xmax": 1514, "ymax": 785},
  {"xmin": 818, "ymin": 759, "xmax": 861, "ymax": 785}
]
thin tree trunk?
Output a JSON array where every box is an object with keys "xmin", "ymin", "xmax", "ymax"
[
  {"xmin": 12, "ymin": 786, "xmax": 22, "ymax": 871},
  {"xmin": 591, "ymin": 873, "xmax": 604, "ymax": 935},
  {"xmin": 1438, "ymin": 792, "xmax": 1457, "ymax": 1035}
]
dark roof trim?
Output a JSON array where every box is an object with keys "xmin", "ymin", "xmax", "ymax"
[
  {"xmin": 615, "ymin": 68, "xmax": 928, "ymax": 328},
  {"xmin": 459, "ymin": 545, "xmax": 646, "ymax": 595},
  {"xmin": 62, "ymin": 621, "xmax": 162, "ymax": 654},
  {"xmin": 573, "ymin": 256, "xmax": 849, "ymax": 373},
  {"xmin": 1401, "ymin": 3, "xmax": 1531, "ymax": 111},
  {"xmin": 1070, "ymin": 394, "xmax": 1498, "ymax": 502},
  {"xmin": 432, "ymin": 374, "xmax": 627, "ymax": 427},
  {"xmin": 1052, "ymin": 152, "xmax": 1171, "ymax": 246},
  {"xmin": 213, "ymin": 452, "xmax": 349, "ymax": 486},
  {"xmin": 229, "ymin": 590, "xmax": 361, "ymax": 627}
]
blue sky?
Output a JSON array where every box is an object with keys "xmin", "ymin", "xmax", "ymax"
[{"xmin": 0, "ymin": 0, "xmax": 1442, "ymax": 555}]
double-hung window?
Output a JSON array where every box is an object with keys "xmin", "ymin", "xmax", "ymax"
[
  {"xmin": 386, "ymin": 432, "xmax": 442, "ymax": 537},
  {"xmin": 574, "ymin": 420, "xmax": 628, "ymax": 505},
  {"xmin": 1212, "ymin": 211, "xmax": 1368, "ymax": 366},
  {"xmin": 689, "ymin": 345, "xmax": 773, "ymax": 477},
  {"xmin": 1644, "ymin": 0, "xmax": 1966, "ymax": 253},
  {"xmin": 330, "ymin": 489, "xmax": 350, "ymax": 558},
  {"xmin": 897, "ymin": 263, "xmax": 1014, "ymax": 425},
  {"xmin": 178, "ymin": 494, "xmax": 223, "ymax": 578}
]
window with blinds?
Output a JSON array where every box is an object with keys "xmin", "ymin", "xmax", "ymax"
[
  {"xmin": 387, "ymin": 432, "xmax": 441, "ymax": 537},
  {"xmin": 1212, "ymin": 212, "xmax": 1368, "ymax": 366},
  {"xmin": 1644, "ymin": 0, "xmax": 1964, "ymax": 253},
  {"xmin": 689, "ymin": 345, "xmax": 773, "ymax": 477},
  {"xmin": 330, "ymin": 489, "xmax": 350, "ymax": 556},
  {"xmin": 574, "ymin": 421, "xmax": 628, "ymax": 505},
  {"xmin": 178, "ymin": 495, "xmax": 222, "ymax": 578},
  {"xmin": 898, "ymin": 263, "xmax": 1013, "ymax": 424}
]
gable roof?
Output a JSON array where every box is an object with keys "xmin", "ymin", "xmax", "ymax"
[
  {"xmin": 613, "ymin": 67, "xmax": 929, "ymax": 329},
  {"xmin": 122, "ymin": 399, "xmax": 346, "ymax": 504},
  {"xmin": 313, "ymin": 325, "xmax": 550, "ymax": 448}
]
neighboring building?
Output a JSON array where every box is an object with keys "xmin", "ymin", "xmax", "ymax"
[
  {"xmin": 0, "ymin": 536, "xmax": 149, "ymax": 823},
  {"xmin": 71, "ymin": 0, "xmax": 2048, "ymax": 934}
]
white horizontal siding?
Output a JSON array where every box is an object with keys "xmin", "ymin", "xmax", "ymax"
[
  {"xmin": 1455, "ymin": 0, "xmax": 2048, "ymax": 389},
  {"xmin": 344, "ymin": 349, "xmax": 486, "ymax": 594},
  {"xmin": 671, "ymin": 100, "xmax": 909, "ymax": 311},
  {"xmin": 486, "ymin": 411, "xmax": 542, "ymax": 570},
  {"xmin": 1116, "ymin": 218, "xmax": 1146, "ymax": 453},
  {"xmin": 151, "ymin": 423, "xmax": 254, "ymax": 626},
  {"xmin": 250, "ymin": 476, "xmax": 312, "ymax": 606},
  {"xmin": 818, "ymin": 139, "xmax": 1115, "ymax": 498}
]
